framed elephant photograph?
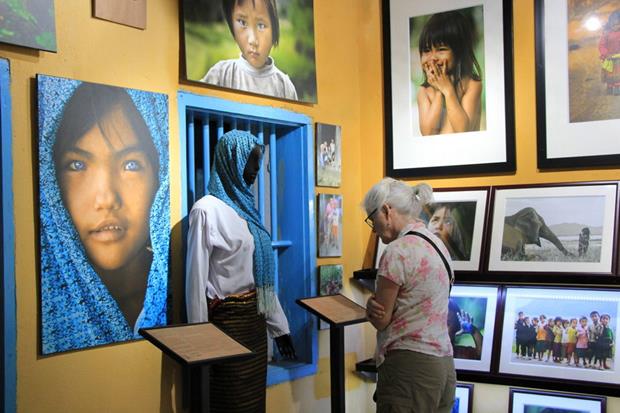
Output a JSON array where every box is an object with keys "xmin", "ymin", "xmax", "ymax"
[
  {"xmin": 509, "ymin": 388, "xmax": 606, "ymax": 413},
  {"xmin": 450, "ymin": 285, "xmax": 499, "ymax": 372},
  {"xmin": 499, "ymin": 287, "xmax": 620, "ymax": 386},
  {"xmin": 486, "ymin": 182, "xmax": 619, "ymax": 276}
]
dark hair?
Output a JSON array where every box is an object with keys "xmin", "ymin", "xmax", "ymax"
[
  {"xmin": 418, "ymin": 10, "xmax": 482, "ymax": 89},
  {"xmin": 53, "ymin": 83, "xmax": 159, "ymax": 183},
  {"xmin": 590, "ymin": 311, "xmax": 600, "ymax": 317},
  {"xmin": 222, "ymin": 0, "xmax": 280, "ymax": 47},
  {"xmin": 426, "ymin": 203, "xmax": 470, "ymax": 260}
]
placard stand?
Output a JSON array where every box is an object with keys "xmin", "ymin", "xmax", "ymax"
[
  {"xmin": 139, "ymin": 322, "xmax": 254, "ymax": 413},
  {"xmin": 296, "ymin": 294, "xmax": 368, "ymax": 413}
]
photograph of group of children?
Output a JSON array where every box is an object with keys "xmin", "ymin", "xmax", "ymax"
[
  {"xmin": 500, "ymin": 288, "xmax": 620, "ymax": 385},
  {"xmin": 512, "ymin": 311, "xmax": 614, "ymax": 370},
  {"xmin": 315, "ymin": 123, "xmax": 342, "ymax": 188}
]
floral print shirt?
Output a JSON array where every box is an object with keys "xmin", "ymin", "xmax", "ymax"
[{"xmin": 375, "ymin": 221, "xmax": 453, "ymax": 366}]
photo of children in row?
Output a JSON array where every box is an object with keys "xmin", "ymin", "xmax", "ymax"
[{"xmin": 511, "ymin": 304, "xmax": 615, "ymax": 371}]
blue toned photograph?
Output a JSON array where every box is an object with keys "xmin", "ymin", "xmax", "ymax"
[
  {"xmin": 38, "ymin": 75, "xmax": 170, "ymax": 354},
  {"xmin": 0, "ymin": 0, "xmax": 57, "ymax": 51}
]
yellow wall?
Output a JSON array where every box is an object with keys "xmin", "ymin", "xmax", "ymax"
[{"xmin": 1, "ymin": 0, "xmax": 618, "ymax": 412}]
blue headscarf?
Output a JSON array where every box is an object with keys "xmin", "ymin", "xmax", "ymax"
[
  {"xmin": 38, "ymin": 75, "xmax": 170, "ymax": 354},
  {"xmin": 207, "ymin": 130, "xmax": 276, "ymax": 316}
]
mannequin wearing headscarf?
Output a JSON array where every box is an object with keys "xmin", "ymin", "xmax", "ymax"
[{"xmin": 185, "ymin": 130, "xmax": 295, "ymax": 412}]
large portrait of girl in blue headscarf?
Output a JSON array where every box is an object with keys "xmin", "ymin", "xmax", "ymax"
[{"xmin": 38, "ymin": 75, "xmax": 170, "ymax": 354}]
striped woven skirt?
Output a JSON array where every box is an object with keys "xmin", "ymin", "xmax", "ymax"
[{"xmin": 209, "ymin": 291, "xmax": 267, "ymax": 413}]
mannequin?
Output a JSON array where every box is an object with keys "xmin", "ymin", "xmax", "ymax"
[{"xmin": 186, "ymin": 129, "xmax": 295, "ymax": 412}]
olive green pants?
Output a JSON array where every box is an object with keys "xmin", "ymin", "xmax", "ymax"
[{"xmin": 375, "ymin": 350, "xmax": 456, "ymax": 413}]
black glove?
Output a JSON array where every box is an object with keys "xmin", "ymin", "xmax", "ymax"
[{"xmin": 274, "ymin": 334, "xmax": 297, "ymax": 360}]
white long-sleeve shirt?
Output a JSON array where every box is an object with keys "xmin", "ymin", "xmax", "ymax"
[{"xmin": 185, "ymin": 195, "xmax": 289, "ymax": 338}]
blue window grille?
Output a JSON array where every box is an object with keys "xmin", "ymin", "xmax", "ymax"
[
  {"xmin": 1, "ymin": 58, "xmax": 16, "ymax": 413},
  {"xmin": 178, "ymin": 92, "xmax": 317, "ymax": 385}
]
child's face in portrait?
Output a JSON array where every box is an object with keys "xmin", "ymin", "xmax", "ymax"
[
  {"xmin": 601, "ymin": 316, "xmax": 610, "ymax": 327},
  {"xmin": 580, "ymin": 318, "xmax": 587, "ymax": 328},
  {"xmin": 571, "ymin": 319, "xmax": 577, "ymax": 328},
  {"xmin": 591, "ymin": 313, "xmax": 600, "ymax": 324},
  {"xmin": 232, "ymin": 0, "xmax": 274, "ymax": 69},
  {"xmin": 57, "ymin": 105, "xmax": 158, "ymax": 273},
  {"xmin": 427, "ymin": 206, "xmax": 455, "ymax": 243},
  {"xmin": 420, "ymin": 43, "xmax": 455, "ymax": 75}
]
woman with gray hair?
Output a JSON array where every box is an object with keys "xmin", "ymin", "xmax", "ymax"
[{"xmin": 363, "ymin": 177, "xmax": 455, "ymax": 412}]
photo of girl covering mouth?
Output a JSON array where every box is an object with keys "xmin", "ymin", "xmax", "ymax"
[
  {"xmin": 38, "ymin": 75, "xmax": 170, "ymax": 354},
  {"xmin": 409, "ymin": 5, "xmax": 486, "ymax": 136}
]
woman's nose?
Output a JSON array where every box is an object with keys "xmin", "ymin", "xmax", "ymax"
[{"xmin": 94, "ymin": 169, "xmax": 121, "ymax": 211}]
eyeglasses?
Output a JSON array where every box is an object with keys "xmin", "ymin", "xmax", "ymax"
[{"xmin": 364, "ymin": 207, "xmax": 378, "ymax": 229}]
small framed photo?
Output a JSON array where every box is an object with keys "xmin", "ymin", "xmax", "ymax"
[
  {"xmin": 422, "ymin": 188, "xmax": 490, "ymax": 272},
  {"xmin": 535, "ymin": 0, "xmax": 620, "ymax": 169},
  {"xmin": 487, "ymin": 182, "xmax": 619, "ymax": 276},
  {"xmin": 453, "ymin": 383, "xmax": 474, "ymax": 413},
  {"xmin": 383, "ymin": 0, "xmax": 515, "ymax": 178},
  {"xmin": 450, "ymin": 285, "xmax": 499, "ymax": 372},
  {"xmin": 509, "ymin": 388, "xmax": 606, "ymax": 413},
  {"xmin": 318, "ymin": 264, "xmax": 344, "ymax": 329},
  {"xmin": 499, "ymin": 287, "xmax": 620, "ymax": 386},
  {"xmin": 316, "ymin": 123, "xmax": 342, "ymax": 187},
  {"xmin": 317, "ymin": 194, "xmax": 342, "ymax": 257}
]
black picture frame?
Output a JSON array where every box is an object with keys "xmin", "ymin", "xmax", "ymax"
[
  {"xmin": 382, "ymin": 0, "xmax": 515, "ymax": 178},
  {"xmin": 485, "ymin": 181, "xmax": 619, "ymax": 282},
  {"xmin": 535, "ymin": 0, "xmax": 620, "ymax": 170},
  {"xmin": 509, "ymin": 387, "xmax": 606, "ymax": 413}
]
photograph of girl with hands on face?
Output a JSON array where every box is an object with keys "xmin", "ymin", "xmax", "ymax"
[
  {"xmin": 411, "ymin": 7, "xmax": 485, "ymax": 136},
  {"xmin": 39, "ymin": 77, "xmax": 170, "ymax": 354}
]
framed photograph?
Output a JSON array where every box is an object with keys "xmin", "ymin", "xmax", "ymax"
[
  {"xmin": 499, "ymin": 287, "xmax": 620, "ymax": 386},
  {"xmin": 316, "ymin": 123, "xmax": 342, "ymax": 187},
  {"xmin": 0, "ymin": 0, "xmax": 57, "ymax": 52},
  {"xmin": 421, "ymin": 188, "xmax": 490, "ymax": 272},
  {"xmin": 317, "ymin": 194, "xmax": 342, "ymax": 257},
  {"xmin": 38, "ymin": 75, "xmax": 170, "ymax": 354},
  {"xmin": 382, "ymin": 0, "xmax": 515, "ymax": 178},
  {"xmin": 536, "ymin": 0, "xmax": 620, "ymax": 169},
  {"xmin": 453, "ymin": 383, "xmax": 474, "ymax": 413},
  {"xmin": 181, "ymin": 0, "xmax": 317, "ymax": 103},
  {"xmin": 318, "ymin": 264, "xmax": 343, "ymax": 329},
  {"xmin": 509, "ymin": 388, "xmax": 606, "ymax": 413},
  {"xmin": 487, "ymin": 182, "xmax": 619, "ymax": 275},
  {"xmin": 450, "ymin": 285, "xmax": 499, "ymax": 372}
]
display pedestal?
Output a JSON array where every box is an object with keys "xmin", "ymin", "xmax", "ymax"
[
  {"xmin": 296, "ymin": 294, "xmax": 368, "ymax": 413},
  {"xmin": 139, "ymin": 322, "xmax": 254, "ymax": 413}
]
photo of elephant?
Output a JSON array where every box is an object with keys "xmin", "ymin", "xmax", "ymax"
[{"xmin": 501, "ymin": 196, "xmax": 605, "ymax": 263}]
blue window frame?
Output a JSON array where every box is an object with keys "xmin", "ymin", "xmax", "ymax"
[
  {"xmin": 1, "ymin": 58, "xmax": 16, "ymax": 413},
  {"xmin": 178, "ymin": 92, "xmax": 317, "ymax": 385}
]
